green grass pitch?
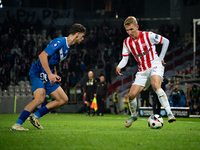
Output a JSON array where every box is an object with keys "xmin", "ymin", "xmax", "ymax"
[{"xmin": 0, "ymin": 114, "xmax": 200, "ymax": 150}]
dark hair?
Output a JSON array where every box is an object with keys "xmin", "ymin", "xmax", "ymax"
[
  {"xmin": 69, "ymin": 23, "xmax": 86, "ymax": 35},
  {"xmin": 193, "ymin": 84, "xmax": 197, "ymax": 89}
]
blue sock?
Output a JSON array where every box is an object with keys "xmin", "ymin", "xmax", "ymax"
[
  {"xmin": 34, "ymin": 106, "xmax": 49, "ymax": 118},
  {"xmin": 16, "ymin": 110, "xmax": 30, "ymax": 125}
]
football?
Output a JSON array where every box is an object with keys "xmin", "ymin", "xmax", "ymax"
[{"xmin": 148, "ymin": 114, "xmax": 164, "ymax": 129}]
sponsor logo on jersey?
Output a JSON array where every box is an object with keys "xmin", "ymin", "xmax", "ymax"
[{"xmin": 135, "ymin": 49, "xmax": 150, "ymax": 58}]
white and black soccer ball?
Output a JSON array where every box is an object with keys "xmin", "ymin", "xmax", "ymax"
[{"xmin": 148, "ymin": 114, "xmax": 164, "ymax": 129}]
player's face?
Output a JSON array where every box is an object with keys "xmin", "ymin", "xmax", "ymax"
[
  {"xmin": 75, "ymin": 32, "xmax": 85, "ymax": 44},
  {"xmin": 125, "ymin": 23, "xmax": 139, "ymax": 39}
]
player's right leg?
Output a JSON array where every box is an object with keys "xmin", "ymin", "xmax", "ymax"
[{"xmin": 125, "ymin": 84, "xmax": 144, "ymax": 128}]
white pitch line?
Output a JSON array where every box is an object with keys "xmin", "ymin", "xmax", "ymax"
[{"xmin": 102, "ymin": 117, "xmax": 200, "ymax": 124}]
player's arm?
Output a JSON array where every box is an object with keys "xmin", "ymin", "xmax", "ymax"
[
  {"xmin": 159, "ymin": 37, "xmax": 169, "ymax": 66},
  {"xmin": 116, "ymin": 56, "xmax": 129, "ymax": 76},
  {"xmin": 39, "ymin": 51, "xmax": 57, "ymax": 84},
  {"xmin": 54, "ymin": 66, "xmax": 61, "ymax": 83},
  {"xmin": 41, "ymin": 38, "xmax": 63, "ymax": 84},
  {"xmin": 116, "ymin": 42, "xmax": 130, "ymax": 76},
  {"xmin": 149, "ymin": 32, "xmax": 169, "ymax": 66}
]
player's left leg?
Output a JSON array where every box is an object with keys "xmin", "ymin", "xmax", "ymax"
[
  {"xmin": 29, "ymin": 86, "xmax": 68, "ymax": 129},
  {"xmin": 151, "ymin": 75, "xmax": 176, "ymax": 123}
]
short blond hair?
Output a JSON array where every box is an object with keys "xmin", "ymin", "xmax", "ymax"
[{"xmin": 124, "ymin": 16, "xmax": 138, "ymax": 27}]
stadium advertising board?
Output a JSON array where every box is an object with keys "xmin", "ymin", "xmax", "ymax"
[
  {"xmin": 139, "ymin": 107, "xmax": 190, "ymax": 118},
  {"xmin": 0, "ymin": 7, "xmax": 74, "ymax": 26}
]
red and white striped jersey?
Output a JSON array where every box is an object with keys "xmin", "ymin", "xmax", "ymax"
[{"xmin": 122, "ymin": 31, "xmax": 163, "ymax": 72}]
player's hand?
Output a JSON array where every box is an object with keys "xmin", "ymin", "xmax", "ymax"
[
  {"xmin": 55, "ymin": 75, "xmax": 61, "ymax": 83},
  {"xmin": 116, "ymin": 67, "xmax": 123, "ymax": 76},
  {"xmin": 48, "ymin": 73, "xmax": 60, "ymax": 85},
  {"xmin": 162, "ymin": 60, "xmax": 166, "ymax": 66}
]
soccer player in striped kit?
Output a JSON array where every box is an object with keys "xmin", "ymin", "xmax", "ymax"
[{"xmin": 116, "ymin": 16, "xmax": 176, "ymax": 128}]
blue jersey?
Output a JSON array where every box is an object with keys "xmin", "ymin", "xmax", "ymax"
[
  {"xmin": 29, "ymin": 37, "xmax": 70, "ymax": 94},
  {"xmin": 30, "ymin": 37, "xmax": 70, "ymax": 75}
]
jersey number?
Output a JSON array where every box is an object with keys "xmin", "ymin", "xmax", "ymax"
[{"xmin": 40, "ymin": 73, "xmax": 48, "ymax": 83}]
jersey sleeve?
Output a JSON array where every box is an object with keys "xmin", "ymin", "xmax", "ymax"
[
  {"xmin": 122, "ymin": 40, "xmax": 130, "ymax": 57},
  {"xmin": 148, "ymin": 32, "xmax": 163, "ymax": 45},
  {"xmin": 44, "ymin": 37, "xmax": 64, "ymax": 56}
]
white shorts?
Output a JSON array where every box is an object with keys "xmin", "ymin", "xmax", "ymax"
[{"xmin": 133, "ymin": 58, "xmax": 164, "ymax": 89}]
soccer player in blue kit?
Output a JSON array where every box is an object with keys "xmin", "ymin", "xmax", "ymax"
[{"xmin": 11, "ymin": 24, "xmax": 86, "ymax": 130}]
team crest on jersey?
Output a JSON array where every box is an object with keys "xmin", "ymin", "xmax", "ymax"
[
  {"xmin": 65, "ymin": 50, "xmax": 68, "ymax": 54},
  {"xmin": 155, "ymin": 34, "xmax": 158, "ymax": 39},
  {"xmin": 53, "ymin": 43, "xmax": 58, "ymax": 48},
  {"xmin": 141, "ymin": 43, "xmax": 147, "ymax": 49}
]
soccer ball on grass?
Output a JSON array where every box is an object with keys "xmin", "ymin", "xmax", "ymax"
[{"xmin": 148, "ymin": 114, "xmax": 164, "ymax": 129}]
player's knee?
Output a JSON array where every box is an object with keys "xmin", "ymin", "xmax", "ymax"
[
  {"xmin": 61, "ymin": 97, "xmax": 68, "ymax": 105},
  {"xmin": 151, "ymin": 83, "xmax": 160, "ymax": 91},
  {"xmin": 64, "ymin": 97, "xmax": 68, "ymax": 103},
  {"xmin": 34, "ymin": 98, "xmax": 45, "ymax": 105},
  {"xmin": 128, "ymin": 93, "xmax": 136, "ymax": 100}
]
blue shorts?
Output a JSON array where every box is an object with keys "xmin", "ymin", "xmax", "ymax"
[{"xmin": 29, "ymin": 72, "xmax": 59, "ymax": 95}]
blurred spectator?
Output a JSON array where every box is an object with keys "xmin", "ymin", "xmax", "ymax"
[
  {"xmin": 169, "ymin": 88, "xmax": 186, "ymax": 107},
  {"xmin": 27, "ymin": 36, "xmax": 35, "ymax": 48},
  {"xmin": 14, "ymin": 64, "xmax": 20, "ymax": 85},
  {"xmin": 96, "ymin": 75, "xmax": 107, "ymax": 116},
  {"xmin": 74, "ymin": 61, "xmax": 82, "ymax": 78},
  {"xmin": 123, "ymin": 93, "xmax": 129, "ymax": 115},
  {"xmin": 187, "ymin": 63, "xmax": 192, "ymax": 72},
  {"xmin": 83, "ymin": 51, "xmax": 91, "ymax": 72},
  {"xmin": 60, "ymin": 73, "xmax": 67, "ymax": 87},
  {"xmin": 61, "ymin": 59, "xmax": 69, "ymax": 76},
  {"xmin": 47, "ymin": 19, "xmax": 56, "ymax": 39},
  {"xmin": 190, "ymin": 103, "xmax": 200, "ymax": 115},
  {"xmin": 77, "ymin": 49, "xmax": 84, "ymax": 62},
  {"xmin": 112, "ymin": 89, "xmax": 119, "ymax": 114},
  {"xmin": 37, "ymin": 46, "xmax": 43, "ymax": 57},
  {"xmin": 11, "ymin": 46, "xmax": 19, "ymax": 56},
  {"xmin": 140, "ymin": 89, "xmax": 150, "ymax": 107},
  {"xmin": 79, "ymin": 61, "xmax": 85, "ymax": 74},
  {"xmin": 76, "ymin": 83, "xmax": 84, "ymax": 102},
  {"xmin": 35, "ymin": 17, "xmax": 42, "ymax": 34},
  {"xmin": 188, "ymin": 85, "xmax": 200, "ymax": 110},
  {"xmin": 20, "ymin": 60, "xmax": 28, "ymax": 81},
  {"xmin": 0, "ymin": 74, "xmax": 10, "ymax": 91},
  {"xmin": 69, "ymin": 72, "xmax": 78, "ymax": 87},
  {"xmin": 165, "ymin": 83, "xmax": 173, "ymax": 99},
  {"xmin": 29, "ymin": 19, "xmax": 35, "ymax": 34},
  {"xmin": 169, "ymin": 83, "xmax": 186, "ymax": 107},
  {"xmin": 0, "ymin": 51, "xmax": 6, "ymax": 67},
  {"xmin": 1, "ymin": 63, "xmax": 11, "ymax": 83},
  {"xmin": 62, "ymin": 24, "xmax": 68, "ymax": 37},
  {"xmin": 105, "ymin": 60, "xmax": 112, "ymax": 85},
  {"xmin": 61, "ymin": 82, "xmax": 69, "ymax": 95},
  {"xmin": 22, "ymin": 18, "xmax": 30, "ymax": 31}
]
